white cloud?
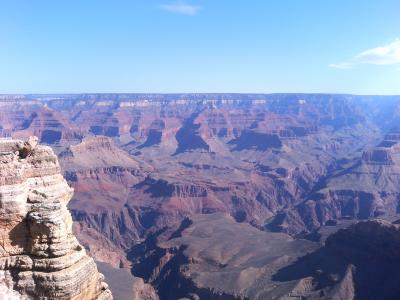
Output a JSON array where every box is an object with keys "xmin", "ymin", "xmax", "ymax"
[
  {"xmin": 160, "ymin": 3, "xmax": 201, "ymax": 16},
  {"xmin": 355, "ymin": 39, "xmax": 400, "ymax": 65},
  {"xmin": 329, "ymin": 39, "xmax": 400, "ymax": 69}
]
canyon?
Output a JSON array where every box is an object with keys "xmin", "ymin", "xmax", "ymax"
[{"xmin": 2, "ymin": 93, "xmax": 400, "ymax": 299}]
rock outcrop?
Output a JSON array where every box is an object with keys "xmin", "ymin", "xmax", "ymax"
[{"xmin": 0, "ymin": 137, "xmax": 112, "ymax": 299}]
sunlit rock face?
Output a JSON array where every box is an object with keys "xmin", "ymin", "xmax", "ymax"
[{"xmin": 0, "ymin": 137, "xmax": 112, "ymax": 300}]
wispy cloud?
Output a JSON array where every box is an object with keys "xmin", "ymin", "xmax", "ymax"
[
  {"xmin": 329, "ymin": 62, "xmax": 353, "ymax": 69},
  {"xmin": 355, "ymin": 39, "xmax": 400, "ymax": 65},
  {"xmin": 160, "ymin": 2, "xmax": 201, "ymax": 16},
  {"xmin": 330, "ymin": 39, "xmax": 400, "ymax": 69}
]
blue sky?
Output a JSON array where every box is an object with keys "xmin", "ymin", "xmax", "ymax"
[{"xmin": 0, "ymin": 0, "xmax": 399, "ymax": 94}]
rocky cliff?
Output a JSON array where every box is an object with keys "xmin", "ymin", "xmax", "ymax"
[{"xmin": 0, "ymin": 137, "xmax": 112, "ymax": 299}]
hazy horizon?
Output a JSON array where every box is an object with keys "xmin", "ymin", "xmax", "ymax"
[{"xmin": 1, "ymin": 92, "xmax": 400, "ymax": 97}]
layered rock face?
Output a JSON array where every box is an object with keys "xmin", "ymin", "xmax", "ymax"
[
  {"xmin": 60, "ymin": 136, "xmax": 148, "ymax": 268},
  {"xmin": 0, "ymin": 137, "xmax": 112, "ymax": 299},
  {"xmin": 269, "ymin": 128, "xmax": 400, "ymax": 235}
]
